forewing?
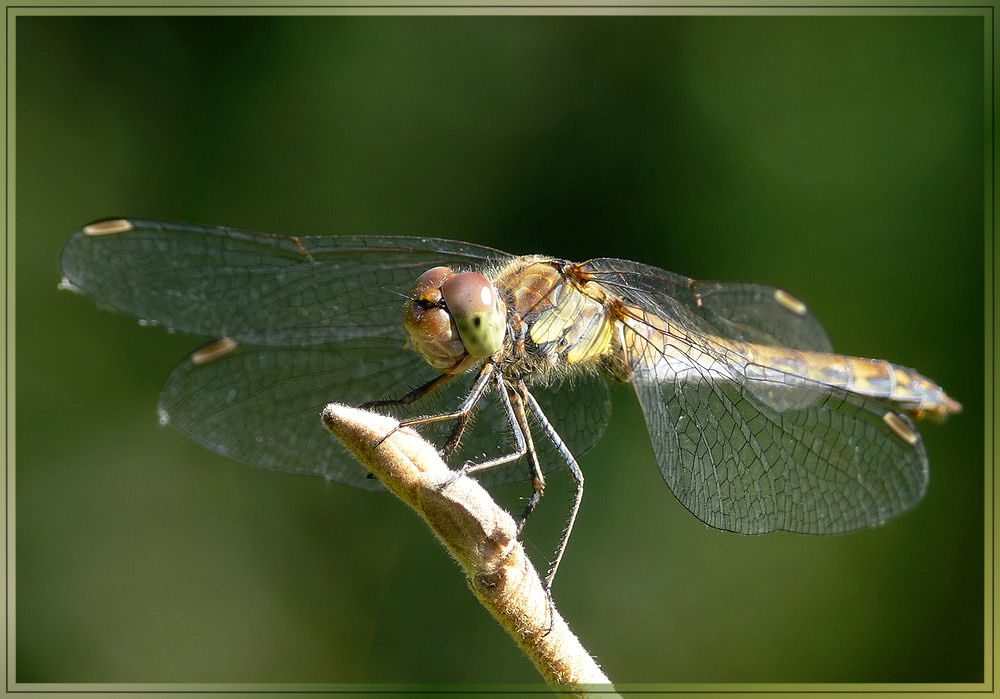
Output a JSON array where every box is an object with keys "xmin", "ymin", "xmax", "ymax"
[
  {"xmin": 582, "ymin": 258, "xmax": 833, "ymax": 352},
  {"xmin": 61, "ymin": 218, "xmax": 512, "ymax": 346},
  {"xmin": 624, "ymin": 325, "xmax": 928, "ymax": 534}
]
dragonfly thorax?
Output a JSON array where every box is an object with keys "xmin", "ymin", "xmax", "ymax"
[{"xmin": 403, "ymin": 266, "xmax": 508, "ymax": 374}]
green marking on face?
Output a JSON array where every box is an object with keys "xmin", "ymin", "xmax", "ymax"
[{"xmin": 441, "ymin": 272, "xmax": 506, "ymax": 358}]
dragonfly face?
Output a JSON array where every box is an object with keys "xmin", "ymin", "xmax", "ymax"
[
  {"xmin": 403, "ymin": 266, "xmax": 507, "ymax": 374},
  {"xmin": 60, "ymin": 218, "xmax": 961, "ymax": 590}
]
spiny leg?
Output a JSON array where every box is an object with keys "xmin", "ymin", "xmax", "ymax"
[
  {"xmin": 441, "ymin": 397, "xmax": 476, "ymax": 456},
  {"xmin": 358, "ymin": 372, "xmax": 454, "ymax": 411},
  {"xmin": 522, "ymin": 383, "xmax": 584, "ymax": 597},
  {"xmin": 396, "ymin": 362, "xmax": 494, "ymax": 432},
  {"xmin": 456, "ymin": 372, "xmax": 529, "ymax": 475},
  {"xmin": 453, "ymin": 377, "xmax": 545, "ymax": 534},
  {"xmin": 363, "ymin": 365, "xmax": 493, "ymax": 455},
  {"xmin": 371, "ymin": 363, "xmax": 495, "ymax": 451},
  {"xmin": 360, "ymin": 373, "xmax": 460, "ymax": 478},
  {"xmin": 505, "ymin": 387, "xmax": 545, "ymax": 535}
]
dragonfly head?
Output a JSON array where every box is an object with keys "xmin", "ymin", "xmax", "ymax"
[{"xmin": 404, "ymin": 266, "xmax": 507, "ymax": 374}]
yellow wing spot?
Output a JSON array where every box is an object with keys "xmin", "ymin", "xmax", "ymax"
[
  {"xmin": 774, "ymin": 288, "xmax": 807, "ymax": 315},
  {"xmin": 191, "ymin": 337, "xmax": 239, "ymax": 365},
  {"xmin": 83, "ymin": 218, "xmax": 134, "ymax": 235},
  {"xmin": 289, "ymin": 235, "xmax": 312, "ymax": 258},
  {"xmin": 882, "ymin": 411, "xmax": 919, "ymax": 445}
]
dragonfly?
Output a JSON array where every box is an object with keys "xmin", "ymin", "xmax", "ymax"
[{"xmin": 61, "ymin": 218, "xmax": 961, "ymax": 592}]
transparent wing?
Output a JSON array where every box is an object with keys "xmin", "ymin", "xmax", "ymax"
[
  {"xmin": 158, "ymin": 338, "xmax": 430, "ymax": 489},
  {"xmin": 158, "ymin": 338, "xmax": 611, "ymax": 490},
  {"xmin": 61, "ymin": 218, "xmax": 512, "ymax": 346},
  {"xmin": 582, "ymin": 258, "xmax": 833, "ymax": 352},
  {"xmin": 621, "ymin": 318, "xmax": 928, "ymax": 534}
]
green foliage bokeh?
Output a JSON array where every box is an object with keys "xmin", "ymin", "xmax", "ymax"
[{"xmin": 15, "ymin": 14, "xmax": 984, "ymax": 684}]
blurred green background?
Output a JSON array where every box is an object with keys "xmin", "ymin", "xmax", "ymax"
[{"xmin": 15, "ymin": 14, "xmax": 984, "ymax": 685}]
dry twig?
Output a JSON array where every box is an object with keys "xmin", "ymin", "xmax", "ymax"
[{"xmin": 322, "ymin": 404, "xmax": 614, "ymax": 691}]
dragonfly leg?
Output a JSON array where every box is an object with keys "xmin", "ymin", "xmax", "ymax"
[
  {"xmin": 396, "ymin": 363, "xmax": 494, "ymax": 432},
  {"xmin": 442, "ymin": 405, "xmax": 474, "ymax": 456},
  {"xmin": 456, "ymin": 374, "xmax": 547, "ymax": 531},
  {"xmin": 365, "ymin": 365, "xmax": 494, "ymax": 457},
  {"xmin": 373, "ymin": 363, "xmax": 494, "ymax": 451},
  {"xmin": 522, "ymin": 383, "xmax": 584, "ymax": 597},
  {"xmin": 456, "ymin": 373, "xmax": 529, "ymax": 476},
  {"xmin": 506, "ymin": 390, "xmax": 545, "ymax": 536},
  {"xmin": 358, "ymin": 372, "xmax": 454, "ymax": 411},
  {"xmin": 435, "ymin": 371, "xmax": 532, "ymax": 491}
]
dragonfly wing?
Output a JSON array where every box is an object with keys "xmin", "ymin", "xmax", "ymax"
[
  {"xmin": 582, "ymin": 258, "xmax": 833, "ymax": 352},
  {"xmin": 158, "ymin": 337, "xmax": 443, "ymax": 489},
  {"xmin": 628, "ymin": 344, "xmax": 929, "ymax": 534},
  {"xmin": 61, "ymin": 218, "xmax": 513, "ymax": 346},
  {"xmin": 687, "ymin": 280, "xmax": 833, "ymax": 352},
  {"xmin": 160, "ymin": 336, "xmax": 612, "ymax": 491},
  {"xmin": 585, "ymin": 258, "xmax": 928, "ymax": 532}
]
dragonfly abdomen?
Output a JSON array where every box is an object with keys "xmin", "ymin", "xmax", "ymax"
[
  {"xmin": 735, "ymin": 343, "xmax": 961, "ymax": 420},
  {"xmin": 814, "ymin": 352, "xmax": 960, "ymax": 420},
  {"xmin": 615, "ymin": 305, "xmax": 960, "ymax": 422}
]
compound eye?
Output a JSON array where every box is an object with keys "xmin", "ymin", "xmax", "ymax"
[
  {"xmin": 440, "ymin": 272, "xmax": 507, "ymax": 358},
  {"xmin": 403, "ymin": 266, "xmax": 469, "ymax": 372},
  {"xmin": 408, "ymin": 266, "xmax": 454, "ymax": 303}
]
